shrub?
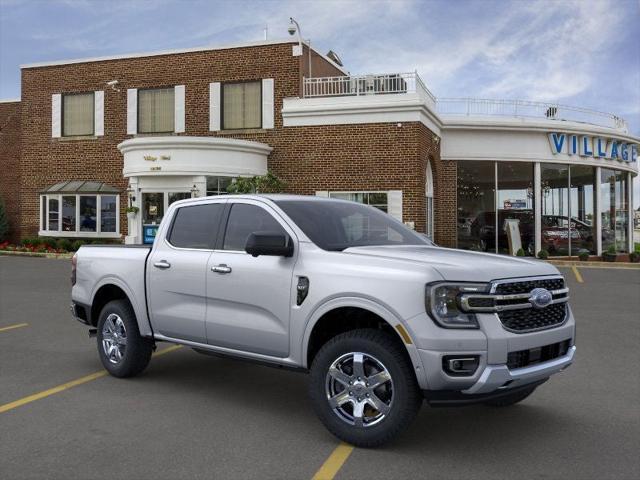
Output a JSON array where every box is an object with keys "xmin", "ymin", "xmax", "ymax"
[
  {"xmin": 57, "ymin": 239, "xmax": 73, "ymax": 252},
  {"xmin": 578, "ymin": 251, "xmax": 589, "ymax": 261},
  {"xmin": 71, "ymin": 240, "xmax": 84, "ymax": 251},
  {"xmin": 630, "ymin": 251, "xmax": 640, "ymax": 263},
  {"xmin": 606, "ymin": 244, "xmax": 617, "ymax": 255},
  {"xmin": 537, "ymin": 249, "xmax": 549, "ymax": 260},
  {"xmin": 0, "ymin": 197, "xmax": 8, "ymax": 242},
  {"xmin": 516, "ymin": 248, "xmax": 525, "ymax": 257}
]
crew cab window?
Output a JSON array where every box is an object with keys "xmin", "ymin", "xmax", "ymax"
[
  {"xmin": 223, "ymin": 203, "xmax": 286, "ymax": 251},
  {"xmin": 168, "ymin": 203, "xmax": 223, "ymax": 249}
]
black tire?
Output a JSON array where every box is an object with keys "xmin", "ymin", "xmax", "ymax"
[
  {"xmin": 97, "ymin": 299, "xmax": 153, "ymax": 378},
  {"xmin": 483, "ymin": 386, "xmax": 537, "ymax": 407},
  {"xmin": 309, "ymin": 329, "xmax": 422, "ymax": 448}
]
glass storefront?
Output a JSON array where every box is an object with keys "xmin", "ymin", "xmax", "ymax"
[
  {"xmin": 458, "ymin": 161, "xmax": 628, "ymax": 256},
  {"xmin": 601, "ymin": 169, "xmax": 629, "ymax": 252}
]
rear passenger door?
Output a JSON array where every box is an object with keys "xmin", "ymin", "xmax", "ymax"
[
  {"xmin": 205, "ymin": 200, "xmax": 297, "ymax": 358},
  {"xmin": 148, "ymin": 201, "xmax": 224, "ymax": 343}
]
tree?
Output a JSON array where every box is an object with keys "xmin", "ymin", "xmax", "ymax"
[
  {"xmin": 226, "ymin": 172, "xmax": 286, "ymax": 194},
  {"xmin": 0, "ymin": 197, "xmax": 9, "ymax": 242}
]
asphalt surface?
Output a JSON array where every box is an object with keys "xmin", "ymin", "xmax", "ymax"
[{"xmin": 0, "ymin": 255, "xmax": 639, "ymax": 480}]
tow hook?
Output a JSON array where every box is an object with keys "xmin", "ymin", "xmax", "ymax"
[{"xmin": 88, "ymin": 328, "xmax": 97, "ymax": 338}]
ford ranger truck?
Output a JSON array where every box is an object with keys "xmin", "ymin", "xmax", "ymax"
[{"xmin": 71, "ymin": 195, "xmax": 576, "ymax": 447}]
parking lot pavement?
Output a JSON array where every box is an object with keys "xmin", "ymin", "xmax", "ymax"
[{"xmin": 1, "ymin": 256, "xmax": 639, "ymax": 479}]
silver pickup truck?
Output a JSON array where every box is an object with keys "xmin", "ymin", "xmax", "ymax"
[{"xmin": 71, "ymin": 194, "xmax": 576, "ymax": 447}]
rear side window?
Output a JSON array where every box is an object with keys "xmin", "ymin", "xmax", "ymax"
[
  {"xmin": 223, "ymin": 203, "xmax": 286, "ymax": 251},
  {"xmin": 168, "ymin": 203, "xmax": 223, "ymax": 249}
]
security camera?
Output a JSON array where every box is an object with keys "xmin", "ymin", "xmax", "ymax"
[
  {"xmin": 106, "ymin": 80, "xmax": 118, "ymax": 86},
  {"xmin": 287, "ymin": 24, "xmax": 296, "ymax": 36}
]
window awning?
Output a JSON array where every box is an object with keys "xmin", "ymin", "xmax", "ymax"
[{"xmin": 41, "ymin": 181, "xmax": 120, "ymax": 194}]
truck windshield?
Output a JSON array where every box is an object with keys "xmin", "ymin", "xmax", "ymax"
[{"xmin": 275, "ymin": 200, "xmax": 429, "ymax": 251}]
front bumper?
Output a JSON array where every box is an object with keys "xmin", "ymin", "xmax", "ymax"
[{"xmin": 463, "ymin": 345, "xmax": 575, "ymax": 394}]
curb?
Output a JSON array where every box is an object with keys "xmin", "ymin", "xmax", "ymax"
[
  {"xmin": 0, "ymin": 251, "xmax": 74, "ymax": 259},
  {"xmin": 548, "ymin": 260, "xmax": 640, "ymax": 269}
]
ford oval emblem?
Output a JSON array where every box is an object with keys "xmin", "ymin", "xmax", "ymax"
[{"xmin": 529, "ymin": 288, "xmax": 553, "ymax": 309}]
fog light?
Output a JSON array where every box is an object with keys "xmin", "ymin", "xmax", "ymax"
[{"xmin": 443, "ymin": 355, "xmax": 480, "ymax": 376}]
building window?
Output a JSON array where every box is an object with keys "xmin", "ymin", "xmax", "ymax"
[
  {"xmin": 138, "ymin": 88, "xmax": 175, "ymax": 133},
  {"xmin": 222, "ymin": 81, "xmax": 261, "ymax": 130},
  {"xmin": 457, "ymin": 161, "xmax": 495, "ymax": 252},
  {"xmin": 40, "ymin": 194, "xmax": 120, "ymax": 237},
  {"xmin": 426, "ymin": 161, "xmax": 434, "ymax": 239},
  {"xmin": 497, "ymin": 162, "xmax": 534, "ymax": 255},
  {"xmin": 329, "ymin": 192, "xmax": 389, "ymax": 213},
  {"xmin": 62, "ymin": 92, "xmax": 94, "ymax": 136},
  {"xmin": 601, "ymin": 168, "xmax": 629, "ymax": 253},
  {"xmin": 206, "ymin": 176, "xmax": 234, "ymax": 196}
]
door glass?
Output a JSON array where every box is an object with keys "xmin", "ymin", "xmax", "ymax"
[
  {"xmin": 457, "ymin": 161, "xmax": 495, "ymax": 252},
  {"xmin": 143, "ymin": 193, "xmax": 164, "ymax": 225},
  {"xmin": 569, "ymin": 166, "xmax": 595, "ymax": 254},
  {"xmin": 168, "ymin": 203, "xmax": 223, "ymax": 249},
  {"xmin": 168, "ymin": 192, "xmax": 191, "ymax": 205},
  {"xmin": 497, "ymin": 163, "xmax": 534, "ymax": 255},
  {"xmin": 223, "ymin": 204, "xmax": 286, "ymax": 251}
]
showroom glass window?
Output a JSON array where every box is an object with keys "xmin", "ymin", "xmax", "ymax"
[
  {"xmin": 328, "ymin": 192, "xmax": 389, "ymax": 213},
  {"xmin": 457, "ymin": 161, "xmax": 495, "ymax": 252},
  {"xmin": 138, "ymin": 88, "xmax": 175, "ymax": 133},
  {"xmin": 62, "ymin": 92, "xmax": 94, "ymax": 136},
  {"xmin": 601, "ymin": 168, "xmax": 629, "ymax": 253},
  {"xmin": 569, "ymin": 165, "xmax": 596, "ymax": 254},
  {"xmin": 497, "ymin": 162, "xmax": 534, "ymax": 255},
  {"xmin": 40, "ymin": 194, "xmax": 119, "ymax": 236},
  {"xmin": 222, "ymin": 82, "xmax": 261, "ymax": 130},
  {"xmin": 541, "ymin": 164, "xmax": 570, "ymax": 255}
]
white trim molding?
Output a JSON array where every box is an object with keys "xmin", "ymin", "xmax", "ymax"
[
  {"xmin": 262, "ymin": 78, "xmax": 275, "ymax": 129},
  {"xmin": 118, "ymin": 136, "xmax": 272, "ymax": 178},
  {"xmin": 174, "ymin": 85, "xmax": 186, "ymax": 133},
  {"xmin": 94, "ymin": 90, "xmax": 104, "ymax": 136},
  {"xmin": 209, "ymin": 82, "xmax": 221, "ymax": 131},
  {"xmin": 51, "ymin": 94, "xmax": 61, "ymax": 138},
  {"xmin": 127, "ymin": 88, "xmax": 137, "ymax": 135}
]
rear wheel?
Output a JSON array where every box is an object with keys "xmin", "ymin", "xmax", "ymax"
[
  {"xmin": 97, "ymin": 299, "xmax": 153, "ymax": 378},
  {"xmin": 309, "ymin": 329, "xmax": 422, "ymax": 448},
  {"xmin": 483, "ymin": 386, "xmax": 537, "ymax": 407}
]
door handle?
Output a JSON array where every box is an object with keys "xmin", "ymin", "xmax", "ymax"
[
  {"xmin": 154, "ymin": 260, "xmax": 171, "ymax": 269},
  {"xmin": 211, "ymin": 264, "xmax": 232, "ymax": 274}
]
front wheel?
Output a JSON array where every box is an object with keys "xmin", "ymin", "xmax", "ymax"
[
  {"xmin": 97, "ymin": 299, "xmax": 153, "ymax": 378},
  {"xmin": 309, "ymin": 329, "xmax": 422, "ymax": 448}
]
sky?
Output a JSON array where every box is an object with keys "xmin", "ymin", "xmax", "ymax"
[{"xmin": 1, "ymin": 0, "xmax": 639, "ymax": 204}]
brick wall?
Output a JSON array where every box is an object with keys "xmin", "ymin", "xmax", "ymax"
[
  {"xmin": 15, "ymin": 41, "xmax": 445, "ymax": 241},
  {"xmin": 0, "ymin": 101, "xmax": 21, "ymax": 241}
]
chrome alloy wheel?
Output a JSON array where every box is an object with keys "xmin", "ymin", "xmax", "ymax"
[
  {"xmin": 101, "ymin": 313, "xmax": 127, "ymax": 364},
  {"xmin": 325, "ymin": 352, "xmax": 394, "ymax": 428}
]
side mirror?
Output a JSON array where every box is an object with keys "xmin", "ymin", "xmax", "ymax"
[{"xmin": 245, "ymin": 231, "xmax": 293, "ymax": 257}]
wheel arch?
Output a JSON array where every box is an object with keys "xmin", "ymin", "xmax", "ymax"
[
  {"xmin": 301, "ymin": 297, "xmax": 426, "ymax": 378},
  {"xmin": 90, "ymin": 278, "xmax": 151, "ymax": 336}
]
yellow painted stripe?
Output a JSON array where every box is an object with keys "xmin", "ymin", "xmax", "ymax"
[
  {"xmin": 0, "ymin": 323, "xmax": 28, "ymax": 333},
  {"xmin": 571, "ymin": 265, "xmax": 584, "ymax": 283},
  {"xmin": 0, "ymin": 345, "xmax": 182, "ymax": 414},
  {"xmin": 311, "ymin": 443, "xmax": 355, "ymax": 480}
]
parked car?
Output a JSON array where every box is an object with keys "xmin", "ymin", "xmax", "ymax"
[{"xmin": 71, "ymin": 195, "xmax": 576, "ymax": 447}]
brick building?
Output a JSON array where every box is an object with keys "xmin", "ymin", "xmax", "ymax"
[{"xmin": 0, "ymin": 38, "xmax": 638, "ymax": 256}]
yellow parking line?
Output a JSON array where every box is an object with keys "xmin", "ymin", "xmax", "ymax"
[
  {"xmin": 0, "ymin": 323, "xmax": 28, "ymax": 333},
  {"xmin": 311, "ymin": 443, "xmax": 354, "ymax": 480},
  {"xmin": 571, "ymin": 265, "xmax": 584, "ymax": 283},
  {"xmin": 0, "ymin": 345, "xmax": 182, "ymax": 414}
]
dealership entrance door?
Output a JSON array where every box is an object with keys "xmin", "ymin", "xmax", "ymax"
[{"xmin": 141, "ymin": 191, "xmax": 190, "ymax": 244}]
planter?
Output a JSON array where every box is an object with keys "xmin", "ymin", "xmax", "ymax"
[
  {"xmin": 126, "ymin": 212, "xmax": 137, "ymax": 221},
  {"xmin": 603, "ymin": 253, "xmax": 618, "ymax": 262},
  {"xmin": 630, "ymin": 253, "xmax": 640, "ymax": 263}
]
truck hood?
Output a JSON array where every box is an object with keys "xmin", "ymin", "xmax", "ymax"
[{"xmin": 342, "ymin": 245, "xmax": 559, "ymax": 282}]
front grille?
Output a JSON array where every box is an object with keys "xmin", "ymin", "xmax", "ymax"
[
  {"xmin": 507, "ymin": 339, "xmax": 571, "ymax": 369},
  {"xmin": 498, "ymin": 303, "xmax": 567, "ymax": 332},
  {"xmin": 494, "ymin": 278, "xmax": 565, "ymax": 295}
]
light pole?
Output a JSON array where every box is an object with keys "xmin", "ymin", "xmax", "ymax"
[{"xmin": 288, "ymin": 17, "xmax": 311, "ymax": 78}]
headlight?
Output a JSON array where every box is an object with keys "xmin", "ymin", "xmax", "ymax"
[{"xmin": 425, "ymin": 282, "xmax": 488, "ymax": 329}]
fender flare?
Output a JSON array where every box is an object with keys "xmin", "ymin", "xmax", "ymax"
[
  {"xmin": 90, "ymin": 276, "xmax": 152, "ymax": 337},
  {"xmin": 300, "ymin": 295, "xmax": 427, "ymax": 382}
]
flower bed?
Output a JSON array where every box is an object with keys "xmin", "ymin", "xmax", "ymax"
[{"xmin": 0, "ymin": 237, "xmax": 122, "ymax": 255}]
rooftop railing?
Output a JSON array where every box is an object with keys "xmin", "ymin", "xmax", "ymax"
[
  {"xmin": 436, "ymin": 98, "xmax": 628, "ymax": 131},
  {"xmin": 301, "ymin": 74, "xmax": 627, "ymax": 131},
  {"xmin": 303, "ymin": 72, "xmax": 436, "ymax": 103}
]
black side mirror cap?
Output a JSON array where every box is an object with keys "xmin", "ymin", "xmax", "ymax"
[{"xmin": 245, "ymin": 231, "xmax": 294, "ymax": 257}]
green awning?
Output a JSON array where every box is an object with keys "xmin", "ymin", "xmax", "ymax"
[{"xmin": 41, "ymin": 181, "xmax": 120, "ymax": 194}]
